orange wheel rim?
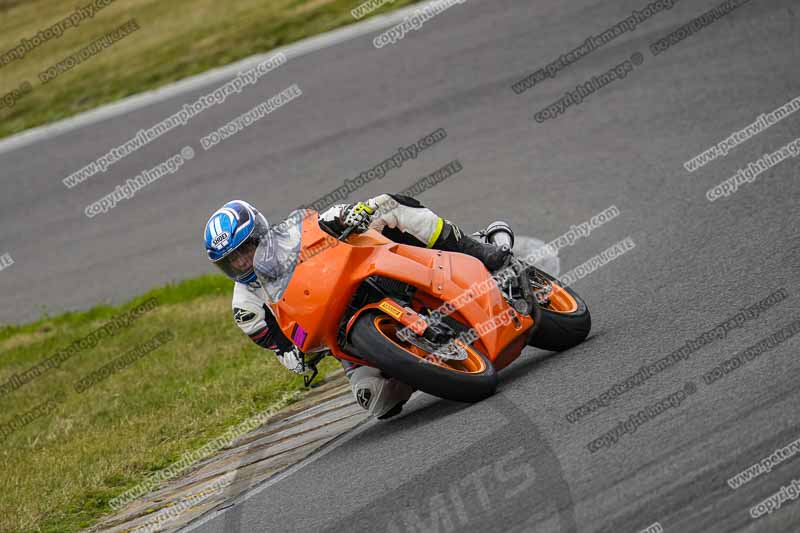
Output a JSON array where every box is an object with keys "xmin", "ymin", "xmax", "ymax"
[
  {"xmin": 373, "ymin": 316, "xmax": 487, "ymax": 374},
  {"xmin": 542, "ymin": 282, "xmax": 578, "ymax": 313}
]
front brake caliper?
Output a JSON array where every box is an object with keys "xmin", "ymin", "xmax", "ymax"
[{"xmin": 422, "ymin": 318, "xmax": 455, "ymax": 344}]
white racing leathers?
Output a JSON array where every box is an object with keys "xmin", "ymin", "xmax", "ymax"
[
  {"xmin": 318, "ymin": 193, "xmax": 446, "ymax": 247},
  {"xmin": 232, "ymin": 194, "xmax": 443, "ymax": 417}
]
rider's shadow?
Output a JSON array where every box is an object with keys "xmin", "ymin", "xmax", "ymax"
[
  {"xmin": 352, "ymin": 392, "xmax": 473, "ymax": 445},
  {"xmin": 351, "ymin": 331, "xmax": 603, "ymax": 446},
  {"xmin": 499, "ymin": 331, "xmax": 602, "ymax": 384}
]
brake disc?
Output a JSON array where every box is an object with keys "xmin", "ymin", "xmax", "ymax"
[
  {"xmin": 404, "ymin": 334, "xmax": 469, "ymax": 361},
  {"xmin": 529, "ymin": 271, "xmax": 553, "ymax": 306}
]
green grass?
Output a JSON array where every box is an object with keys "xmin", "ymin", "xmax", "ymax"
[
  {"xmin": 0, "ymin": 274, "xmax": 339, "ymax": 532},
  {"xmin": 0, "ymin": 1, "xmax": 424, "ymax": 529},
  {"xmin": 0, "ymin": 0, "xmax": 422, "ymax": 140}
]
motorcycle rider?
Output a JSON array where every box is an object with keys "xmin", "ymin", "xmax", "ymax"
[{"xmin": 204, "ymin": 194, "xmax": 511, "ymax": 419}]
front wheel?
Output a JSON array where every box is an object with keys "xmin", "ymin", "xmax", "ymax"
[
  {"xmin": 526, "ymin": 269, "xmax": 591, "ymax": 351},
  {"xmin": 349, "ymin": 310, "xmax": 497, "ymax": 403}
]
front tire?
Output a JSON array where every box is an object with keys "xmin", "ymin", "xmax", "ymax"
[
  {"xmin": 527, "ymin": 269, "xmax": 591, "ymax": 352},
  {"xmin": 349, "ymin": 310, "xmax": 497, "ymax": 403}
]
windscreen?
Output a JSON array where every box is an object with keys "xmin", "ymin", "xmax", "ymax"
[{"xmin": 254, "ymin": 209, "xmax": 307, "ymax": 304}]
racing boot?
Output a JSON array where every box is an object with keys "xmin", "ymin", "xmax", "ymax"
[
  {"xmin": 347, "ymin": 365, "xmax": 414, "ymax": 420},
  {"xmin": 432, "ymin": 219, "xmax": 512, "ymax": 272}
]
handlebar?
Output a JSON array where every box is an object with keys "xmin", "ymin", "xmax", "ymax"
[{"xmin": 338, "ymin": 225, "xmax": 357, "ymax": 241}]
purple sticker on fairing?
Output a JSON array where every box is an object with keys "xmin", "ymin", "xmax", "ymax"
[{"xmin": 292, "ymin": 324, "xmax": 307, "ymax": 348}]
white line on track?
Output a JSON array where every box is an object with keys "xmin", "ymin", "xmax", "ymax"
[
  {"xmin": 178, "ymin": 417, "xmax": 375, "ymax": 532},
  {"xmin": 0, "ymin": 1, "xmax": 440, "ymax": 156}
]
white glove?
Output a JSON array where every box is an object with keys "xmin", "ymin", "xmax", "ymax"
[{"xmin": 276, "ymin": 347, "xmax": 305, "ymax": 374}]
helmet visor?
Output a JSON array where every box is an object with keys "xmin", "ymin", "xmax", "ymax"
[{"xmin": 213, "ymin": 236, "xmax": 259, "ymax": 282}]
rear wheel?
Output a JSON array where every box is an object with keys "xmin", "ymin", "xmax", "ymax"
[
  {"xmin": 527, "ymin": 269, "xmax": 591, "ymax": 351},
  {"xmin": 349, "ymin": 310, "xmax": 497, "ymax": 403}
]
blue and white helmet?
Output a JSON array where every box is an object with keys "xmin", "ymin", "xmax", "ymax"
[{"xmin": 204, "ymin": 200, "xmax": 270, "ymax": 284}]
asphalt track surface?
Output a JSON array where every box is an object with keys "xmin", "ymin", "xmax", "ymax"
[{"xmin": 2, "ymin": 0, "xmax": 799, "ymax": 531}]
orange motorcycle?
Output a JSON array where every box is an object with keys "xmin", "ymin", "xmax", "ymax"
[{"xmin": 254, "ymin": 210, "xmax": 590, "ymax": 402}]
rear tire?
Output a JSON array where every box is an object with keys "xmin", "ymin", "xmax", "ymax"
[
  {"xmin": 527, "ymin": 269, "xmax": 591, "ymax": 352},
  {"xmin": 349, "ymin": 310, "xmax": 497, "ymax": 403}
]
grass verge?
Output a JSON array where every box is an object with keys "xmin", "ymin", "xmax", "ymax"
[
  {"xmin": 0, "ymin": 274, "xmax": 339, "ymax": 532},
  {"xmin": 0, "ymin": 0, "xmax": 422, "ymax": 140}
]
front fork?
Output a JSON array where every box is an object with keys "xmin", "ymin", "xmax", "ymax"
[{"xmin": 471, "ymin": 220, "xmax": 540, "ymax": 318}]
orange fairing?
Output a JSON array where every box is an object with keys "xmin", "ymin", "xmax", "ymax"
[{"xmin": 270, "ymin": 212, "xmax": 534, "ymax": 370}]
